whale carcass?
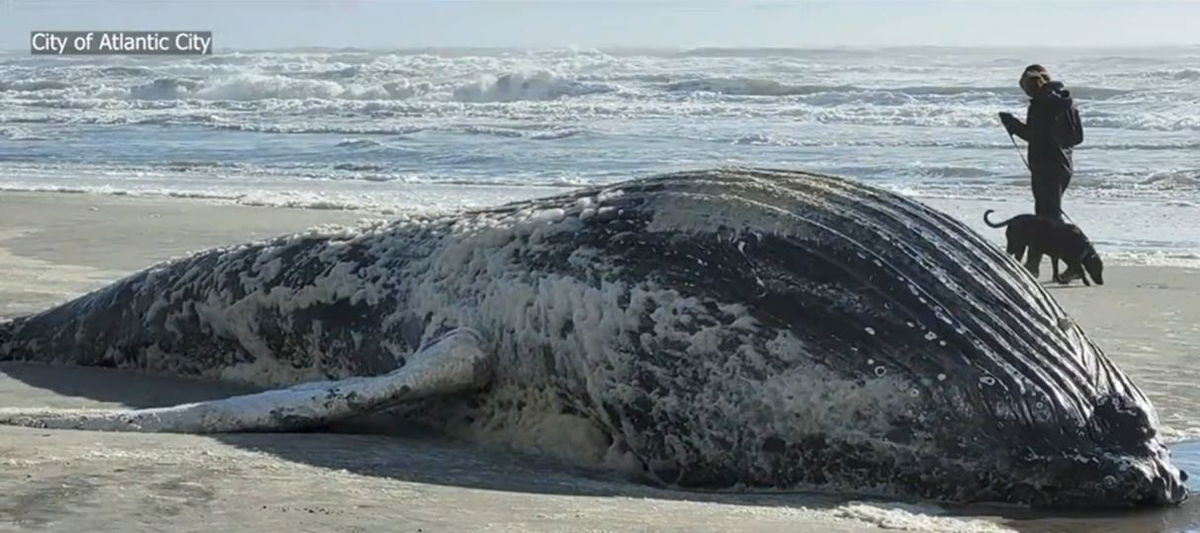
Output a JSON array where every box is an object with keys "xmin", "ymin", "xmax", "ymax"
[{"xmin": 0, "ymin": 167, "xmax": 1187, "ymax": 508}]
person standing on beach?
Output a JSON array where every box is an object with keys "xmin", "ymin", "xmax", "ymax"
[{"xmin": 998, "ymin": 64, "xmax": 1085, "ymax": 221}]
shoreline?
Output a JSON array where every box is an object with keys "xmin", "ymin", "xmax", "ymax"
[{"xmin": 4, "ymin": 182, "xmax": 1198, "ymax": 269}]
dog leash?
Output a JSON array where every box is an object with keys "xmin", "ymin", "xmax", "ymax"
[
  {"xmin": 1007, "ymin": 131, "xmax": 1077, "ymax": 225},
  {"xmin": 1007, "ymin": 132, "xmax": 1031, "ymax": 171}
]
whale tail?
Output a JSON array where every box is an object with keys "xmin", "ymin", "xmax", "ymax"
[{"xmin": 984, "ymin": 209, "xmax": 1019, "ymax": 228}]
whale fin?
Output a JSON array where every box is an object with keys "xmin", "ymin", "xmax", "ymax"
[{"xmin": 0, "ymin": 328, "xmax": 492, "ymax": 433}]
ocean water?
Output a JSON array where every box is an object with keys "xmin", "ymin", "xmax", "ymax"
[{"xmin": 1, "ymin": 46, "xmax": 1198, "ymax": 263}]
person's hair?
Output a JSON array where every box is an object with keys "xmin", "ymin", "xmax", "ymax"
[{"xmin": 1023, "ymin": 64, "xmax": 1047, "ymax": 74}]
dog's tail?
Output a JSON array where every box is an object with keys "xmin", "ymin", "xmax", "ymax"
[{"xmin": 983, "ymin": 209, "xmax": 1017, "ymax": 228}]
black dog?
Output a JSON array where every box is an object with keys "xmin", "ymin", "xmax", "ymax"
[{"xmin": 984, "ymin": 210, "xmax": 1104, "ymax": 286}]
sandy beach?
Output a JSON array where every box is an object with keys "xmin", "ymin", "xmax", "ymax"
[{"xmin": 2, "ymin": 191, "xmax": 1198, "ymax": 532}]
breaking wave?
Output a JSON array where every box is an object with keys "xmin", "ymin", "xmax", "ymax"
[
  {"xmin": 452, "ymin": 71, "xmax": 616, "ymax": 102},
  {"xmin": 128, "ymin": 75, "xmax": 426, "ymax": 101}
]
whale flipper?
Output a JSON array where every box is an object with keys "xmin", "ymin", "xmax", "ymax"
[{"xmin": 0, "ymin": 328, "xmax": 492, "ymax": 433}]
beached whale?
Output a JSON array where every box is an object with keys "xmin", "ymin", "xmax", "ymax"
[{"xmin": 0, "ymin": 167, "xmax": 1187, "ymax": 509}]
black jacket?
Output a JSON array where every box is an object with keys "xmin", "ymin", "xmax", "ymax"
[{"xmin": 1008, "ymin": 81, "xmax": 1084, "ymax": 177}]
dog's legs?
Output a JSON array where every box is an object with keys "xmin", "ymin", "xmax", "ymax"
[
  {"xmin": 1052, "ymin": 257, "xmax": 1064, "ymax": 284},
  {"xmin": 1075, "ymin": 261, "xmax": 1092, "ymax": 286},
  {"xmin": 1007, "ymin": 239, "xmax": 1025, "ymax": 261},
  {"xmin": 1058, "ymin": 260, "xmax": 1090, "ymax": 286},
  {"xmin": 1005, "ymin": 227, "xmax": 1027, "ymax": 263},
  {"xmin": 1024, "ymin": 248, "xmax": 1042, "ymax": 278}
]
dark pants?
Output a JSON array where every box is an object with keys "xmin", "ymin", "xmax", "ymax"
[{"xmin": 1032, "ymin": 172, "xmax": 1071, "ymax": 220}]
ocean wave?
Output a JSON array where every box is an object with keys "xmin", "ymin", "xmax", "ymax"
[
  {"xmin": 732, "ymin": 134, "xmax": 1020, "ymax": 150},
  {"xmin": 129, "ymin": 78, "xmax": 204, "ymax": 99},
  {"xmin": 213, "ymin": 121, "xmax": 582, "ymax": 140},
  {"xmin": 0, "ymin": 183, "xmax": 388, "ymax": 212},
  {"xmin": 676, "ymin": 47, "xmax": 872, "ymax": 58},
  {"xmin": 101, "ymin": 66, "xmax": 154, "ymax": 77},
  {"xmin": 0, "ymin": 116, "xmax": 55, "ymax": 124},
  {"xmin": 452, "ymin": 124, "xmax": 579, "ymax": 140},
  {"xmin": 666, "ymin": 78, "xmax": 840, "ymax": 96},
  {"xmin": 10, "ymin": 98, "xmax": 107, "ymax": 110},
  {"xmin": 6, "ymin": 98, "xmax": 1196, "ymax": 133},
  {"xmin": 213, "ymin": 123, "xmax": 425, "ymax": 134},
  {"xmin": 1170, "ymin": 69, "xmax": 1200, "ymax": 81},
  {"xmin": 528, "ymin": 128, "xmax": 582, "ymax": 140},
  {"xmin": 1142, "ymin": 68, "xmax": 1200, "ymax": 81},
  {"xmin": 332, "ymin": 163, "xmax": 386, "ymax": 172},
  {"xmin": 901, "ymin": 166, "xmax": 998, "ymax": 179},
  {"xmin": 1053, "ymin": 86, "xmax": 1132, "ymax": 100},
  {"xmin": 944, "ymin": 169, "xmax": 1200, "ymax": 195},
  {"xmin": 828, "ymin": 164, "xmax": 1000, "ymax": 180},
  {"xmin": 664, "ymin": 78, "xmax": 1130, "ymax": 101},
  {"xmin": 0, "ymin": 80, "xmax": 72, "ymax": 92},
  {"xmin": 194, "ymin": 75, "xmax": 388, "ymax": 100},
  {"xmin": 1, "ymin": 50, "xmax": 1196, "ymax": 142},
  {"xmin": 0, "ymin": 159, "xmax": 593, "ymax": 188},
  {"xmin": 335, "ymin": 138, "xmax": 383, "ymax": 149},
  {"xmin": 968, "ymin": 170, "xmax": 1200, "ymax": 194},
  {"xmin": 0, "ymin": 126, "xmax": 49, "ymax": 141},
  {"xmin": 728, "ymin": 133, "xmax": 1200, "ymax": 152},
  {"xmin": 0, "ymin": 173, "xmax": 587, "ymax": 210},
  {"xmin": 1138, "ymin": 170, "xmax": 1200, "ymax": 190},
  {"xmin": 579, "ymin": 73, "xmax": 677, "ymax": 83},
  {"xmin": 1077, "ymin": 141, "xmax": 1200, "ymax": 151},
  {"xmin": 774, "ymin": 106, "xmax": 1200, "ymax": 131},
  {"xmin": 460, "ymin": 125, "xmax": 525, "ymax": 138},
  {"xmin": 452, "ymin": 70, "xmax": 615, "ymax": 102},
  {"xmin": 1164, "ymin": 200, "xmax": 1197, "ymax": 208},
  {"xmin": 1104, "ymin": 250, "xmax": 1200, "ymax": 268},
  {"xmin": 129, "ymin": 74, "xmax": 428, "ymax": 101},
  {"xmin": 733, "ymin": 133, "xmax": 796, "ymax": 146},
  {"xmin": 286, "ymin": 66, "xmax": 363, "ymax": 80},
  {"xmin": 159, "ymin": 160, "xmax": 244, "ymax": 171}
]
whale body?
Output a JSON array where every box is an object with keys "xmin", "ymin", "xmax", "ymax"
[{"xmin": 0, "ymin": 167, "xmax": 1188, "ymax": 509}]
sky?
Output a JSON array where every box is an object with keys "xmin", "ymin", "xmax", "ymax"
[{"xmin": 2, "ymin": 0, "xmax": 1198, "ymax": 50}]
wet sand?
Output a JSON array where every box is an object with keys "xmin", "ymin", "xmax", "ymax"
[{"xmin": 1, "ymin": 191, "xmax": 1198, "ymax": 532}]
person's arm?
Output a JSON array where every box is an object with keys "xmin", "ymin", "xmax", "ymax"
[{"xmin": 1000, "ymin": 111, "xmax": 1031, "ymax": 141}]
